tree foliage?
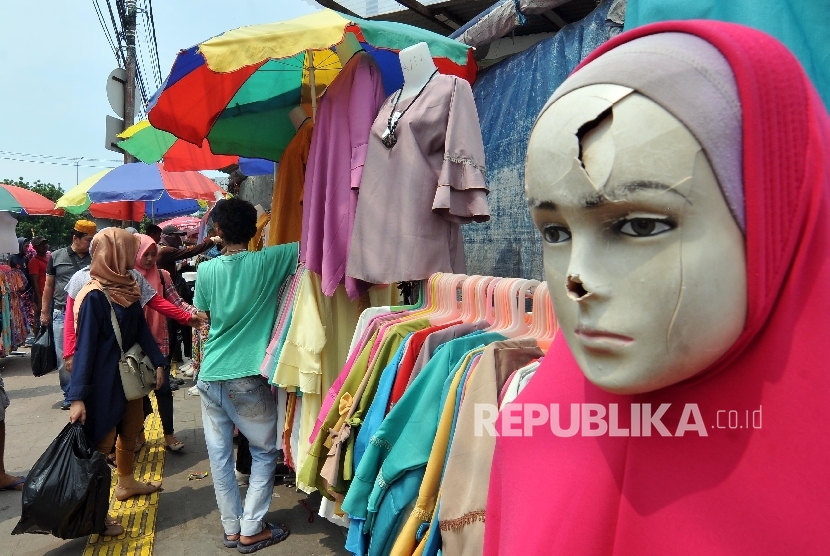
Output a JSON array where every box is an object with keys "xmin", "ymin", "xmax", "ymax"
[{"xmin": 3, "ymin": 177, "xmax": 85, "ymax": 249}]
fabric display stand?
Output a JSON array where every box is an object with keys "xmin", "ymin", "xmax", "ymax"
[{"xmin": 0, "ymin": 267, "xmax": 32, "ymax": 356}]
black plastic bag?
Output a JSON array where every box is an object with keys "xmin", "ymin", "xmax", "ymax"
[
  {"xmin": 30, "ymin": 325, "xmax": 57, "ymax": 377},
  {"xmin": 12, "ymin": 422, "xmax": 111, "ymax": 539}
]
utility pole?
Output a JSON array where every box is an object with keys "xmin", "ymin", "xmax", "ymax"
[{"xmin": 123, "ymin": 0, "xmax": 137, "ymax": 164}]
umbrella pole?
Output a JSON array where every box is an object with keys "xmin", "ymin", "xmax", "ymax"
[{"xmin": 307, "ymin": 50, "xmax": 317, "ymax": 122}]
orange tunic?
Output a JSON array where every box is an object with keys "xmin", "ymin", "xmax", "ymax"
[{"xmin": 268, "ymin": 119, "xmax": 313, "ymax": 246}]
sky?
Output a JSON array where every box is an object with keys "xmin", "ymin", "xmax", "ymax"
[{"xmin": 0, "ymin": 0, "xmax": 320, "ymax": 190}]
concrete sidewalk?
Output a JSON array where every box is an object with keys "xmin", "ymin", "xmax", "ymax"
[{"xmin": 0, "ymin": 351, "xmax": 350, "ymax": 556}]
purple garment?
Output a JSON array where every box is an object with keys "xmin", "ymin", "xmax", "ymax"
[
  {"xmin": 301, "ymin": 52, "xmax": 386, "ymax": 299},
  {"xmin": 408, "ymin": 320, "xmax": 489, "ymax": 387}
]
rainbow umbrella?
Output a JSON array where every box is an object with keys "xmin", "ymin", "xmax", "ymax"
[
  {"xmin": 117, "ymin": 120, "xmax": 278, "ymax": 174},
  {"xmin": 56, "ymin": 163, "xmax": 223, "ymax": 220},
  {"xmin": 0, "ymin": 183, "xmax": 64, "ymax": 216},
  {"xmin": 148, "ymin": 9, "xmax": 475, "ymax": 162},
  {"xmin": 117, "ymin": 120, "xmax": 238, "ymax": 171}
]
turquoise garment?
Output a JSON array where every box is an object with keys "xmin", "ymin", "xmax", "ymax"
[
  {"xmin": 367, "ymin": 354, "xmax": 461, "ymax": 556},
  {"xmin": 193, "ymin": 243, "xmax": 298, "ymax": 381},
  {"xmin": 341, "ymin": 331, "xmax": 505, "ymax": 552},
  {"xmin": 345, "ymin": 335, "xmax": 410, "ymax": 556},
  {"xmin": 625, "ymin": 0, "xmax": 830, "ymax": 109}
]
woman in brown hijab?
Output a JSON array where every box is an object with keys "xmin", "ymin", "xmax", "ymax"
[{"xmin": 67, "ymin": 229, "xmax": 168, "ymax": 533}]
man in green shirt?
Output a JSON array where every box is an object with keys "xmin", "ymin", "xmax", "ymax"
[{"xmin": 193, "ymin": 199, "xmax": 297, "ymax": 552}]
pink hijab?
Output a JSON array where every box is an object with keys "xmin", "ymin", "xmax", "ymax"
[
  {"xmin": 134, "ymin": 233, "xmax": 166, "ymax": 348},
  {"xmin": 485, "ymin": 22, "xmax": 830, "ymax": 555}
]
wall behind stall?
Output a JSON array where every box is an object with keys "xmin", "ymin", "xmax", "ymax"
[
  {"xmin": 238, "ymin": 174, "xmax": 274, "ymax": 210},
  {"xmin": 463, "ymin": 0, "xmax": 623, "ymax": 280}
]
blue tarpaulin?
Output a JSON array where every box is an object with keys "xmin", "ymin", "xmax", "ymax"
[{"xmin": 462, "ymin": 0, "xmax": 622, "ymax": 280}]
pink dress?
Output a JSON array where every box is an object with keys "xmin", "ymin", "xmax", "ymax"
[
  {"xmin": 346, "ymin": 74, "xmax": 490, "ymax": 285},
  {"xmin": 300, "ymin": 52, "xmax": 385, "ymax": 299}
]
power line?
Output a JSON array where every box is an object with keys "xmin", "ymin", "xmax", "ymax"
[
  {"xmin": 146, "ymin": 0, "xmax": 162, "ymax": 83},
  {"xmin": 105, "ymin": 0, "xmax": 126, "ymax": 65},
  {"xmin": 92, "ymin": 0, "xmax": 119, "ymax": 62},
  {"xmin": 0, "ymin": 156, "xmax": 119, "ymax": 169},
  {"xmin": 0, "ymin": 149, "xmax": 123, "ymax": 163}
]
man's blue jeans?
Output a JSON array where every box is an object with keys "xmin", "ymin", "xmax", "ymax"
[
  {"xmin": 197, "ymin": 375, "xmax": 278, "ymax": 537},
  {"xmin": 53, "ymin": 310, "xmax": 69, "ymax": 399}
]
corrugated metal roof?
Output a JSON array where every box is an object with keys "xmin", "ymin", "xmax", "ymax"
[{"xmin": 338, "ymin": 0, "xmax": 603, "ymax": 37}]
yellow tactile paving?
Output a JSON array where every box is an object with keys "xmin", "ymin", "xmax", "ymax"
[{"xmin": 84, "ymin": 394, "xmax": 166, "ymax": 556}]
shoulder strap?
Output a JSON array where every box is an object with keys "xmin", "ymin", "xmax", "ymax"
[
  {"xmin": 101, "ymin": 287, "xmax": 126, "ymax": 357},
  {"xmin": 66, "ymin": 247, "xmax": 84, "ymax": 274},
  {"xmin": 158, "ymin": 269, "xmax": 166, "ymax": 289}
]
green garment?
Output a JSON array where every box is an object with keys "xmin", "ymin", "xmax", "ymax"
[
  {"xmin": 625, "ymin": 0, "xmax": 830, "ymax": 110},
  {"xmin": 340, "ymin": 321, "xmax": 429, "ymax": 488},
  {"xmin": 193, "ymin": 243, "xmax": 298, "ymax": 381},
  {"xmin": 341, "ymin": 331, "xmax": 506, "ymax": 523},
  {"xmin": 297, "ymin": 318, "xmax": 430, "ymax": 497}
]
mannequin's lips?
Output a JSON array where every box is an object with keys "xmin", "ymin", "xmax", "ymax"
[{"xmin": 575, "ymin": 327, "xmax": 634, "ymax": 353}]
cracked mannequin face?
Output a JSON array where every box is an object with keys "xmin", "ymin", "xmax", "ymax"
[{"xmin": 526, "ymin": 84, "xmax": 747, "ymax": 394}]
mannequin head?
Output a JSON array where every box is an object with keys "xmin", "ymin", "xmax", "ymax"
[
  {"xmin": 288, "ymin": 105, "xmax": 310, "ymax": 131},
  {"xmin": 398, "ymin": 42, "xmax": 438, "ymax": 100},
  {"xmin": 526, "ymin": 83, "xmax": 747, "ymax": 394},
  {"xmin": 335, "ymin": 32, "xmax": 362, "ymax": 67}
]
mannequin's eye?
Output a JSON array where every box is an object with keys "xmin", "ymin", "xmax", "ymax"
[
  {"xmin": 542, "ymin": 225, "xmax": 571, "ymax": 244},
  {"xmin": 619, "ymin": 218, "xmax": 673, "ymax": 237}
]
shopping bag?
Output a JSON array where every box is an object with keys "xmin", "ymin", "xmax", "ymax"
[
  {"xmin": 11, "ymin": 422, "xmax": 111, "ymax": 539},
  {"xmin": 30, "ymin": 326, "xmax": 57, "ymax": 377}
]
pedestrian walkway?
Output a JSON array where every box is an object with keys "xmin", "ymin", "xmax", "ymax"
[{"xmin": 0, "ymin": 351, "xmax": 350, "ymax": 555}]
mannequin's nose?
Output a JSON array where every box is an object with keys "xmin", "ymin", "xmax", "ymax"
[{"xmin": 567, "ymin": 274, "xmax": 590, "ymax": 301}]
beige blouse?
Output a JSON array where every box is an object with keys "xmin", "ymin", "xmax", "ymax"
[{"xmin": 346, "ymin": 74, "xmax": 490, "ymax": 285}]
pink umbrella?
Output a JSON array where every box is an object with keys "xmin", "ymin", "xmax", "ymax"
[{"xmin": 158, "ymin": 215, "xmax": 201, "ymax": 236}]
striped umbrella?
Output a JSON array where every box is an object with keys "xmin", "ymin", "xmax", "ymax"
[
  {"xmin": 0, "ymin": 183, "xmax": 64, "ymax": 216},
  {"xmin": 56, "ymin": 163, "xmax": 224, "ymax": 220}
]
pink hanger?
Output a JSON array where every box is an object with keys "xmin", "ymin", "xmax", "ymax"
[
  {"xmin": 432, "ymin": 273, "xmax": 467, "ymax": 324},
  {"xmin": 503, "ymin": 279, "xmax": 540, "ymax": 337},
  {"xmin": 459, "ymin": 275, "xmax": 482, "ymax": 323}
]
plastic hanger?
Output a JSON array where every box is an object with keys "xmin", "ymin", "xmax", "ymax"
[
  {"xmin": 432, "ymin": 273, "xmax": 467, "ymax": 324},
  {"xmin": 459, "ymin": 275, "xmax": 481, "ymax": 323},
  {"xmin": 503, "ymin": 279, "xmax": 539, "ymax": 337},
  {"xmin": 483, "ymin": 277, "xmax": 500, "ymax": 325},
  {"xmin": 472, "ymin": 276, "xmax": 494, "ymax": 323}
]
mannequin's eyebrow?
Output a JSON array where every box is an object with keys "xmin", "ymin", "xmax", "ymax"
[
  {"xmin": 527, "ymin": 199, "xmax": 558, "ymax": 210},
  {"xmin": 584, "ymin": 180, "xmax": 691, "ymax": 207}
]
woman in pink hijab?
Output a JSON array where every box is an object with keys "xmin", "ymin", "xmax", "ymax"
[
  {"xmin": 134, "ymin": 233, "xmax": 202, "ymax": 451},
  {"xmin": 485, "ymin": 21, "xmax": 830, "ymax": 555}
]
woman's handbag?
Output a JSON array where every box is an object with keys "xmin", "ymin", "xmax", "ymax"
[{"xmin": 102, "ymin": 288, "xmax": 157, "ymax": 400}]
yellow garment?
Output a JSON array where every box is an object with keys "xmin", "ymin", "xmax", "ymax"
[
  {"xmin": 268, "ymin": 118, "xmax": 314, "ymax": 246},
  {"xmin": 248, "ymin": 212, "xmax": 270, "ymax": 251},
  {"xmin": 273, "ymin": 271, "xmax": 327, "ymax": 394},
  {"xmin": 390, "ymin": 348, "xmax": 485, "ymax": 556},
  {"xmin": 273, "ymin": 270, "xmax": 397, "ymax": 397},
  {"xmin": 199, "ymin": 10, "xmax": 350, "ymax": 72},
  {"xmin": 296, "ymin": 391, "xmax": 320, "ymax": 494}
]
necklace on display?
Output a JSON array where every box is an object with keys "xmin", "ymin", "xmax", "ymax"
[{"xmin": 381, "ymin": 69, "xmax": 439, "ymax": 149}]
